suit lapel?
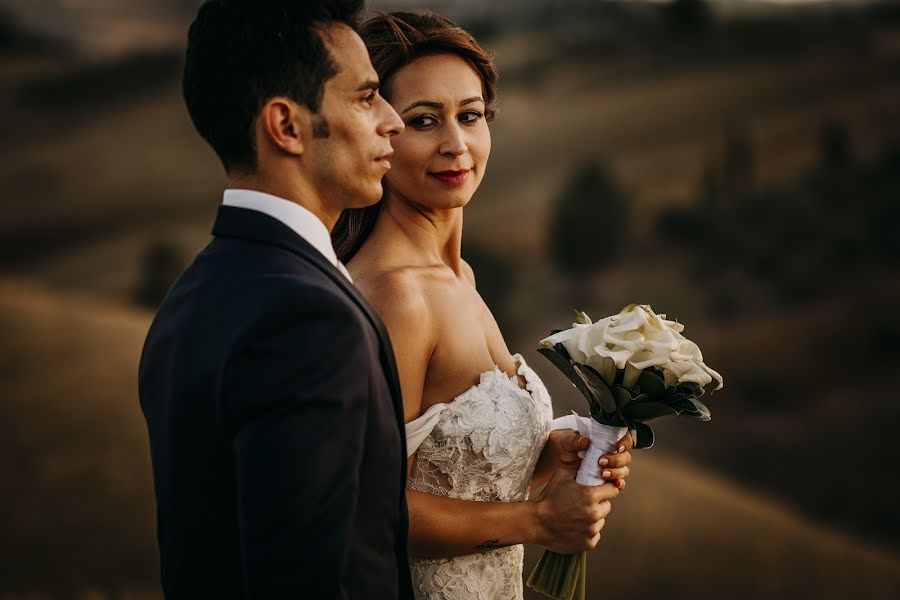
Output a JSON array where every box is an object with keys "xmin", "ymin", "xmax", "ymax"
[{"xmin": 212, "ymin": 206, "xmax": 407, "ymax": 455}]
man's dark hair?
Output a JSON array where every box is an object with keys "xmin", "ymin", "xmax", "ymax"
[{"xmin": 183, "ymin": 0, "xmax": 364, "ymax": 172}]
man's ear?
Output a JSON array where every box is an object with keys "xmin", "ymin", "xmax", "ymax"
[{"xmin": 257, "ymin": 97, "xmax": 308, "ymax": 158}]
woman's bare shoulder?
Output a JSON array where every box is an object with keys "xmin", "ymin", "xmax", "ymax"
[
  {"xmin": 354, "ymin": 265, "xmax": 452, "ymax": 341},
  {"xmin": 460, "ymin": 259, "xmax": 476, "ymax": 288}
]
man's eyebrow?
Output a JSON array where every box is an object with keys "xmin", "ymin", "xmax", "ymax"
[
  {"xmin": 356, "ymin": 80, "xmax": 379, "ymax": 92},
  {"xmin": 401, "ymin": 96, "xmax": 485, "ymax": 115}
]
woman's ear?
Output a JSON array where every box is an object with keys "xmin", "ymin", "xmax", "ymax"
[{"xmin": 257, "ymin": 97, "xmax": 307, "ymax": 158}]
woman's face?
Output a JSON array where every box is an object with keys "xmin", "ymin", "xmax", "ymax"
[{"xmin": 383, "ymin": 53, "xmax": 491, "ymax": 211}]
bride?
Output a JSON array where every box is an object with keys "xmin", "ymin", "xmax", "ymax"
[{"xmin": 332, "ymin": 11, "xmax": 633, "ymax": 599}]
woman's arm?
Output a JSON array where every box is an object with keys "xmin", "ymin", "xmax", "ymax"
[
  {"xmin": 407, "ymin": 470, "xmax": 619, "ymax": 558},
  {"xmin": 407, "ymin": 489, "xmax": 539, "ymax": 556}
]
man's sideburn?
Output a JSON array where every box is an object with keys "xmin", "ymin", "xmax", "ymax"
[{"xmin": 312, "ymin": 115, "xmax": 330, "ymax": 139}]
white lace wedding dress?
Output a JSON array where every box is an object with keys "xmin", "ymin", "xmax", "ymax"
[{"xmin": 406, "ymin": 353, "xmax": 554, "ymax": 600}]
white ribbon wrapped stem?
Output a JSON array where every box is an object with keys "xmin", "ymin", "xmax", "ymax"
[{"xmin": 551, "ymin": 412, "xmax": 630, "ymax": 486}]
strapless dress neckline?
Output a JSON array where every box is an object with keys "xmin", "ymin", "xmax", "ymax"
[{"xmin": 404, "ymin": 353, "xmax": 545, "ymax": 457}]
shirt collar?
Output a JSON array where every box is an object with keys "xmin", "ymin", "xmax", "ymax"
[{"xmin": 222, "ymin": 189, "xmax": 351, "ymax": 282}]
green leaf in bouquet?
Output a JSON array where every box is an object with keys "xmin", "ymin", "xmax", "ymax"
[
  {"xmin": 637, "ymin": 369, "xmax": 666, "ymax": 397},
  {"xmin": 684, "ymin": 397, "xmax": 712, "ymax": 421},
  {"xmin": 677, "ymin": 381, "xmax": 704, "ymax": 398},
  {"xmin": 574, "ymin": 364, "xmax": 617, "ymax": 414},
  {"xmin": 668, "ymin": 396, "xmax": 702, "ymax": 417},
  {"xmin": 629, "ymin": 392, "xmax": 649, "ymax": 404},
  {"xmin": 633, "ymin": 421, "xmax": 655, "ymax": 449},
  {"xmin": 537, "ymin": 346, "xmax": 594, "ymax": 407},
  {"xmin": 611, "ymin": 385, "xmax": 635, "ymax": 411},
  {"xmin": 622, "ymin": 401, "xmax": 678, "ymax": 421},
  {"xmin": 553, "ymin": 343, "xmax": 573, "ymax": 361}
]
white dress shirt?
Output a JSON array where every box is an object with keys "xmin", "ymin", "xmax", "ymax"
[{"xmin": 222, "ymin": 189, "xmax": 353, "ymax": 282}]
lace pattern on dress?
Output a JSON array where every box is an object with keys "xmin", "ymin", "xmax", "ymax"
[{"xmin": 407, "ymin": 354, "xmax": 553, "ymax": 600}]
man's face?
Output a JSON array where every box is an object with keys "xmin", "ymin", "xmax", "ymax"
[{"xmin": 305, "ymin": 24, "xmax": 403, "ymax": 211}]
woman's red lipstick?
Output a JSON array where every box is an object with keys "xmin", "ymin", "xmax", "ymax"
[{"xmin": 430, "ymin": 169, "xmax": 470, "ymax": 185}]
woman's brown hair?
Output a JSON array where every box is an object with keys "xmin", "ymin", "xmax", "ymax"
[{"xmin": 331, "ymin": 10, "xmax": 498, "ymax": 263}]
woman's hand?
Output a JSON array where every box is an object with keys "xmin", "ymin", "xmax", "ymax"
[
  {"xmin": 600, "ymin": 431, "xmax": 633, "ymax": 490},
  {"xmin": 531, "ymin": 429, "xmax": 588, "ymax": 489},
  {"xmin": 531, "ymin": 470, "xmax": 619, "ymax": 553},
  {"xmin": 532, "ymin": 429, "xmax": 633, "ymax": 491}
]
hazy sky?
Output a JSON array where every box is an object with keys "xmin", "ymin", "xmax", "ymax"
[{"xmin": 0, "ymin": 0, "xmax": 878, "ymax": 56}]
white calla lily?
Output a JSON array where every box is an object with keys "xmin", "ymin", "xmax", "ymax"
[
  {"xmin": 593, "ymin": 344, "xmax": 634, "ymax": 369},
  {"xmin": 586, "ymin": 355, "xmax": 617, "ymax": 384},
  {"xmin": 541, "ymin": 305, "xmax": 723, "ymax": 392}
]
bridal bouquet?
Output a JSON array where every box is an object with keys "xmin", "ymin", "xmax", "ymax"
[{"xmin": 527, "ymin": 304, "xmax": 723, "ymax": 600}]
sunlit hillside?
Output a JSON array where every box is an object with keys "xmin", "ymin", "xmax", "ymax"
[{"xmin": 2, "ymin": 278, "xmax": 898, "ymax": 599}]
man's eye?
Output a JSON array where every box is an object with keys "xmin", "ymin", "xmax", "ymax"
[
  {"xmin": 459, "ymin": 111, "xmax": 483, "ymax": 124},
  {"xmin": 364, "ymin": 92, "xmax": 376, "ymax": 105}
]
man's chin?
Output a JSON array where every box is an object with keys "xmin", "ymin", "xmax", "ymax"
[{"xmin": 348, "ymin": 183, "xmax": 383, "ymax": 209}]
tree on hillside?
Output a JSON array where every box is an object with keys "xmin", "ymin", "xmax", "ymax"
[
  {"xmin": 548, "ymin": 161, "xmax": 629, "ymax": 278},
  {"xmin": 136, "ymin": 240, "xmax": 185, "ymax": 308},
  {"xmin": 819, "ymin": 119, "xmax": 853, "ymax": 172},
  {"xmin": 664, "ymin": 0, "xmax": 714, "ymax": 32}
]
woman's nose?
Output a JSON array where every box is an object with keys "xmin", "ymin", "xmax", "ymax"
[{"xmin": 439, "ymin": 123, "xmax": 467, "ymax": 156}]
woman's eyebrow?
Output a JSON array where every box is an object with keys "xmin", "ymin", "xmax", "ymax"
[
  {"xmin": 400, "ymin": 96, "xmax": 485, "ymax": 115},
  {"xmin": 400, "ymin": 100, "xmax": 442, "ymax": 115}
]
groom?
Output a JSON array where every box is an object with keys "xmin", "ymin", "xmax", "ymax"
[{"xmin": 138, "ymin": 1, "xmax": 411, "ymax": 598}]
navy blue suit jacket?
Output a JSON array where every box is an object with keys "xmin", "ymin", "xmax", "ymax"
[{"xmin": 139, "ymin": 205, "xmax": 413, "ymax": 599}]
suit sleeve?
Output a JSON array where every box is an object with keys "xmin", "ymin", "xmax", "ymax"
[{"xmin": 224, "ymin": 285, "xmax": 371, "ymax": 598}]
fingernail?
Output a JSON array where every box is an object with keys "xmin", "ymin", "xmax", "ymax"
[
  {"xmin": 602, "ymin": 470, "xmax": 612, "ymax": 479},
  {"xmin": 618, "ymin": 445, "xmax": 625, "ymax": 453},
  {"xmin": 599, "ymin": 458, "xmax": 608, "ymax": 466}
]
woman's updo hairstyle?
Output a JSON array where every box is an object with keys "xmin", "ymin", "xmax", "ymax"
[{"xmin": 332, "ymin": 10, "xmax": 497, "ymax": 263}]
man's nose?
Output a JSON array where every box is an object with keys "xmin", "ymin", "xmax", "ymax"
[{"xmin": 377, "ymin": 95, "xmax": 404, "ymax": 137}]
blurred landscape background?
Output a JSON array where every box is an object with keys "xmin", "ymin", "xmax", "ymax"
[{"xmin": 2, "ymin": 0, "xmax": 899, "ymax": 598}]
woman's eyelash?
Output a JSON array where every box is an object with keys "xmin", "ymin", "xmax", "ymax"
[
  {"xmin": 408, "ymin": 111, "xmax": 484, "ymax": 128},
  {"xmin": 409, "ymin": 115, "xmax": 437, "ymax": 127}
]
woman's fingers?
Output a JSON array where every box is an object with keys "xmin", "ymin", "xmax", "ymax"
[
  {"xmin": 559, "ymin": 451, "xmax": 581, "ymax": 465},
  {"xmin": 598, "ymin": 450, "xmax": 631, "ymax": 469},
  {"xmin": 560, "ymin": 430, "xmax": 589, "ymax": 452},
  {"xmin": 600, "ymin": 466, "xmax": 630, "ymax": 481}
]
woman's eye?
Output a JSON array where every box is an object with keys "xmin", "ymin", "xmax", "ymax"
[
  {"xmin": 459, "ymin": 110, "xmax": 484, "ymax": 124},
  {"xmin": 409, "ymin": 115, "xmax": 437, "ymax": 128}
]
